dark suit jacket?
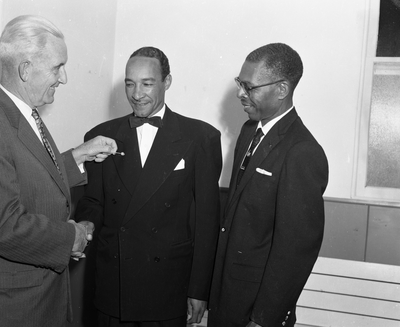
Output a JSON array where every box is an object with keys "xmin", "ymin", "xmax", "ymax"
[
  {"xmin": 75, "ymin": 106, "xmax": 222, "ymax": 321},
  {"xmin": 208, "ymin": 109, "xmax": 329, "ymax": 327},
  {"xmin": 0, "ymin": 88, "xmax": 86, "ymax": 327}
]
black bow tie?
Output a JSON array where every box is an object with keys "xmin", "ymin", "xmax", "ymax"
[{"xmin": 129, "ymin": 115, "xmax": 163, "ymax": 128}]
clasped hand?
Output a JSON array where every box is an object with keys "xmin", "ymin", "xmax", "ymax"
[{"xmin": 68, "ymin": 220, "xmax": 94, "ymax": 261}]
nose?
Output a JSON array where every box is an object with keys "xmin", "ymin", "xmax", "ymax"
[
  {"xmin": 237, "ymin": 87, "xmax": 247, "ymax": 99},
  {"xmin": 58, "ymin": 66, "xmax": 67, "ymax": 84},
  {"xmin": 132, "ymin": 85, "xmax": 144, "ymax": 100}
]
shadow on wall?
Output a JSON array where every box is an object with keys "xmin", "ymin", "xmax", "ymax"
[
  {"xmin": 108, "ymin": 79, "xmax": 132, "ymax": 119},
  {"xmin": 218, "ymin": 85, "xmax": 249, "ymax": 186}
]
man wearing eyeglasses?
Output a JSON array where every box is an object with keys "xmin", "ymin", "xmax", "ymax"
[{"xmin": 208, "ymin": 43, "xmax": 329, "ymax": 327}]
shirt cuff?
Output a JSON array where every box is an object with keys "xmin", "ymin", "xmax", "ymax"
[{"xmin": 78, "ymin": 163, "xmax": 85, "ymax": 173}]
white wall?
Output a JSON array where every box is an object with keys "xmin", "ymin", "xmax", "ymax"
[
  {"xmin": 0, "ymin": 0, "xmax": 373, "ymax": 199},
  {"xmin": 112, "ymin": 0, "xmax": 370, "ymax": 196}
]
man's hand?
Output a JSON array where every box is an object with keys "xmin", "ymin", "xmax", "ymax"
[
  {"xmin": 187, "ymin": 298, "xmax": 206, "ymax": 324},
  {"xmin": 68, "ymin": 220, "xmax": 94, "ymax": 261},
  {"xmin": 72, "ymin": 135, "xmax": 118, "ymax": 165}
]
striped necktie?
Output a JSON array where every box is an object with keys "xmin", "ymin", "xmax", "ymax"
[
  {"xmin": 32, "ymin": 108, "xmax": 63, "ymax": 179},
  {"xmin": 237, "ymin": 128, "xmax": 264, "ymax": 187}
]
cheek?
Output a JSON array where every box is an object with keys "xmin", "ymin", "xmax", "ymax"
[{"xmin": 125, "ymin": 88, "xmax": 133, "ymax": 99}]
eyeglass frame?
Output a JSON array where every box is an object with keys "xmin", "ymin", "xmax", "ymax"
[{"xmin": 234, "ymin": 77, "xmax": 285, "ymax": 96}]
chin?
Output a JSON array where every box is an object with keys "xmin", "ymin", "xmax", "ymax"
[{"xmin": 44, "ymin": 96, "xmax": 55, "ymax": 105}]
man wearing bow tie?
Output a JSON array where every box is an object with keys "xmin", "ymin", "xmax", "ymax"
[
  {"xmin": 75, "ymin": 46, "xmax": 222, "ymax": 327},
  {"xmin": 208, "ymin": 43, "xmax": 329, "ymax": 327}
]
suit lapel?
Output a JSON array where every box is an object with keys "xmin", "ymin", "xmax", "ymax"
[
  {"xmin": 122, "ymin": 107, "xmax": 192, "ymax": 225},
  {"xmin": 0, "ymin": 89, "xmax": 70, "ymax": 198},
  {"xmin": 225, "ymin": 109, "xmax": 299, "ymax": 214},
  {"xmin": 112, "ymin": 117, "xmax": 142, "ymax": 195},
  {"xmin": 18, "ymin": 120, "xmax": 70, "ymax": 197}
]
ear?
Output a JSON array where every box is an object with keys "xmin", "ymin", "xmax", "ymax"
[
  {"xmin": 164, "ymin": 74, "xmax": 172, "ymax": 91},
  {"xmin": 18, "ymin": 61, "xmax": 31, "ymax": 82},
  {"xmin": 277, "ymin": 81, "xmax": 291, "ymax": 100}
]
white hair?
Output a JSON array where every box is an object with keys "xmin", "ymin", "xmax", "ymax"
[{"xmin": 0, "ymin": 15, "xmax": 64, "ymax": 70}]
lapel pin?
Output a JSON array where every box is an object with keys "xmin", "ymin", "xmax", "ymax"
[{"xmin": 114, "ymin": 152, "xmax": 125, "ymax": 156}]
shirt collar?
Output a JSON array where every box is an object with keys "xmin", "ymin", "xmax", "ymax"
[{"xmin": 258, "ymin": 106, "xmax": 294, "ymax": 135}]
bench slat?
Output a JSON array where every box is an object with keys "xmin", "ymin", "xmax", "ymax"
[
  {"xmin": 304, "ymin": 273, "xmax": 400, "ymax": 302},
  {"xmin": 298, "ymin": 289, "xmax": 400, "ymax": 320},
  {"xmin": 297, "ymin": 306, "xmax": 400, "ymax": 327},
  {"xmin": 312, "ymin": 257, "xmax": 400, "ymax": 283}
]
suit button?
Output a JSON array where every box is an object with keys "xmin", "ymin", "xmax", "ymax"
[
  {"xmin": 154, "ymin": 257, "xmax": 160, "ymax": 262},
  {"xmin": 221, "ymin": 228, "xmax": 226, "ymax": 232},
  {"xmin": 112, "ymin": 199, "xmax": 117, "ymax": 204},
  {"xmin": 120, "ymin": 227, "xmax": 126, "ymax": 232},
  {"xmin": 165, "ymin": 202, "xmax": 171, "ymax": 208},
  {"xmin": 151, "ymin": 228, "xmax": 158, "ymax": 233}
]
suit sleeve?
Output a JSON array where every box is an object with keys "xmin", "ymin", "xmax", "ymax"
[
  {"xmin": 251, "ymin": 141, "xmax": 328, "ymax": 326},
  {"xmin": 61, "ymin": 149, "xmax": 87, "ymax": 187},
  {"xmin": 73, "ymin": 130, "xmax": 105, "ymax": 230},
  {"xmin": 188, "ymin": 128, "xmax": 223, "ymax": 301}
]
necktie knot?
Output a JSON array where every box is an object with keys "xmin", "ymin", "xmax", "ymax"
[
  {"xmin": 129, "ymin": 115, "xmax": 163, "ymax": 128},
  {"xmin": 31, "ymin": 108, "xmax": 40, "ymax": 122},
  {"xmin": 251, "ymin": 128, "xmax": 264, "ymax": 150}
]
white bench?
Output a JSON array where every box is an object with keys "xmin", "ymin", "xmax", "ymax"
[
  {"xmin": 296, "ymin": 257, "xmax": 400, "ymax": 327},
  {"xmin": 188, "ymin": 257, "xmax": 400, "ymax": 326}
]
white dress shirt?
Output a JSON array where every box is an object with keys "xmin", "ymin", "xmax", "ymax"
[{"xmin": 136, "ymin": 105, "xmax": 165, "ymax": 167}]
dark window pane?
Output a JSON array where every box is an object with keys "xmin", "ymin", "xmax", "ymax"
[{"xmin": 377, "ymin": 0, "xmax": 400, "ymax": 57}]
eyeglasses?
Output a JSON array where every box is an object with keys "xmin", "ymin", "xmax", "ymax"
[{"xmin": 234, "ymin": 77, "xmax": 285, "ymax": 96}]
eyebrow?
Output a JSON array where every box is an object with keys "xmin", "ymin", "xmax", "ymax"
[{"xmin": 124, "ymin": 78, "xmax": 156, "ymax": 83}]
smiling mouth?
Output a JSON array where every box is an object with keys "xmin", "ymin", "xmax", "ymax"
[{"xmin": 133, "ymin": 102, "xmax": 150, "ymax": 107}]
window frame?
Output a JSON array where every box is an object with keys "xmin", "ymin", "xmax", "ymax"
[{"xmin": 353, "ymin": 0, "xmax": 400, "ymax": 203}]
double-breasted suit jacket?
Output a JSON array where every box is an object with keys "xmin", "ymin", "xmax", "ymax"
[
  {"xmin": 0, "ymin": 88, "xmax": 86, "ymax": 326},
  {"xmin": 75, "ymin": 106, "xmax": 222, "ymax": 321},
  {"xmin": 208, "ymin": 109, "xmax": 329, "ymax": 327}
]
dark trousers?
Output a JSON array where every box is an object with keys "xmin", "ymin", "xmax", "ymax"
[{"xmin": 97, "ymin": 310, "xmax": 187, "ymax": 327}]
